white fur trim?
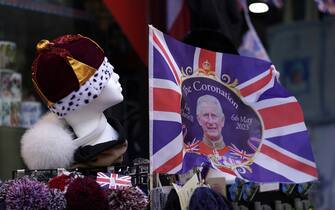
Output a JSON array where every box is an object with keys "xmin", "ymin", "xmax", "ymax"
[
  {"xmin": 49, "ymin": 57, "xmax": 114, "ymax": 117},
  {"xmin": 21, "ymin": 112, "xmax": 77, "ymax": 169}
]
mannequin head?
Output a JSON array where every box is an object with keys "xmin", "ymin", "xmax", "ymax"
[
  {"xmin": 90, "ymin": 70, "xmax": 123, "ymax": 112},
  {"xmin": 64, "ymin": 65, "xmax": 123, "ymax": 120},
  {"xmin": 21, "ymin": 34, "xmax": 127, "ymax": 170},
  {"xmin": 63, "ymin": 66, "xmax": 124, "ymax": 140}
]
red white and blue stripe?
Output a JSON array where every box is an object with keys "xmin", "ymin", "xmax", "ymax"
[
  {"xmin": 96, "ymin": 172, "xmax": 132, "ymax": 189},
  {"xmin": 149, "ymin": 25, "xmax": 318, "ymax": 183}
]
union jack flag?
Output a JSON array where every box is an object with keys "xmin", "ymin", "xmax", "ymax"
[
  {"xmin": 228, "ymin": 144, "xmax": 252, "ymax": 161},
  {"xmin": 184, "ymin": 138, "xmax": 200, "ymax": 153},
  {"xmin": 96, "ymin": 172, "xmax": 132, "ymax": 189},
  {"xmin": 149, "ymin": 25, "xmax": 318, "ymax": 183}
]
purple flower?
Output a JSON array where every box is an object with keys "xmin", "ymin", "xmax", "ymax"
[
  {"xmin": 5, "ymin": 177, "xmax": 50, "ymax": 210},
  {"xmin": 107, "ymin": 187, "xmax": 149, "ymax": 210},
  {"xmin": 0, "ymin": 179, "xmax": 15, "ymax": 201},
  {"xmin": 48, "ymin": 189, "xmax": 67, "ymax": 210}
]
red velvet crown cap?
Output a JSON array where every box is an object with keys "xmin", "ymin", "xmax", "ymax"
[{"xmin": 32, "ymin": 34, "xmax": 105, "ymax": 104}]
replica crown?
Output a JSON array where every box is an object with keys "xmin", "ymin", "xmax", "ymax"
[{"xmin": 31, "ymin": 34, "xmax": 114, "ymax": 117}]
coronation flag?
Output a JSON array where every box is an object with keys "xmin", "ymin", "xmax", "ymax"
[{"xmin": 149, "ymin": 25, "xmax": 318, "ymax": 183}]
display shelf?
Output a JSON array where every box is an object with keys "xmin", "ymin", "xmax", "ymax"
[{"xmin": 0, "ymin": 0, "xmax": 94, "ymax": 20}]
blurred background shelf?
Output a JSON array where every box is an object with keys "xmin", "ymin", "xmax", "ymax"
[{"xmin": 0, "ymin": 126, "xmax": 26, "ymax": 180}]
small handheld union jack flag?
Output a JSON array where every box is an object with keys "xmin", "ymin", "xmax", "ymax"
[{"xmin": 96, "ymin": 172, "xmax": 132, "ymax": 189}]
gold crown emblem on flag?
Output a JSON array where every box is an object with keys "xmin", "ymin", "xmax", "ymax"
[{"xmin": 181, "ymin": 61, "xmax": 239, "ymax": 89}]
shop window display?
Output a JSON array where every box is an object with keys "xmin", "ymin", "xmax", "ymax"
[
  {"xmin": 0, "ymin": 0, "xmax": 333, "ymax": 209},
  {"xmin": 0, "ymin": 0, "xmax": 148, "ymax": 180}
]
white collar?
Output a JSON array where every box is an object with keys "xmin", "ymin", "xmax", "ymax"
[{"xmin": 72, "ymin": 114, "xmax": 107, "ymax": 147}]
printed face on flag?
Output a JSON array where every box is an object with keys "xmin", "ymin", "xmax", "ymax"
[
  {"xmin": 181, "ymin": 71, "xmax": 263, "ymax": 168},
  {"xmin": 196, "ymin": 96, "xmax": 225, "ymax": 142},
  {"xmin": 149, "ymin": 26, "xmax": 318, "ymax": 183}
]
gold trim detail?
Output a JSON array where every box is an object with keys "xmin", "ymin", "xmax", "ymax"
[
  {"xmin": 36, "ymin": 39, "xmax": 51, "ymax": 51},
  {"xmin": 78, "ymin": 34, "xmax": 104, "ymax": 53},
  {"xmin": 32, "ymin": 79, "xmax": 54, "ymax": 108},
  {"xmin": 66, "ymin": 56, "xmax": 96, "ymax": 85}
]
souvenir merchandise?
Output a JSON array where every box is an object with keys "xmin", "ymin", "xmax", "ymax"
[
  {"xmin": 228, "ymin": 178, "xmax": 244, "ymax": 202},
  {"xmin": 0, "ymin": 41, "xmax": 16, "ymax": 69},
  {"xmin": 296, "ymin": 182, "xmax": 313, "ymax": 196},
  {"xmin": 148, "ymin": 159, "xmax": 316, "ymax": 209},
  {"xmin": 65, "ymin": 177, "xmax": 108, "ymax": 210},
  {"xmin": 48, "ymin": 174, "xmax": 74, "ymax": 192},
  {"xmin": 21, "ymin": 34, "xmax": 127, "ymax": 170},
  {"xmin": 151, "ymin": 186, "xmax": 173, "ymax": 210},
  {"xmin": 0, "ymin": 100, "xmax": 10, "ymax": 126},
  {"xmin": 0, "ymin": 69, "xmax": 22, "ymax": 127},
  {"xmin": 48, "ymin": 188, "xmax": 67, "ymax": 210},
  {"xmin": 107, "ymin": 186, "xmax": 149, "ymax": 210},
  {"xmin": 0, "ymin": 179, "xmax": 14, "ymax": 201},
  {"xmin": 188, "ymin": 187, "xmax": 231, "ymax": 210},
  {"xmin": 0, "ymin": 167, "xmax": 149, "ymax": 210},
  {"xmin": 3, "ymin": 176, "xmax": 65, "ymax": 210},
  {"xmin": 30, "ymin": 34, "xmax": 113, "ymax": 117},
  {"xmin": 280, "ymin": 183, "xmax": 296, "ymax": 196},
  {"xmin": 96, "ymin": 172, "xmax": 132, "ymax": 190},
  {"xmin": 149, "ymin": 26, "xmax": 317, "ymax": 184},
  {"xmin": 0, "ymin": 1, "xmax": 323, "ymax": 207},
  {"xmin": 163, "ymin": 189, "xmax": 181, "ymax": 210},
  {"xmin": 0, "ymin": 100, "xmax": 20, "ymax": 127},
  {"xmin": 0, "ymin": 69, "xmax": 21, "ymax": 101},
  {"xmin": 20, "ymin": 101, "xmax": 42, "ymax": 128},
  {"xmin": 240, "ymin": 182, "xmax": 259, "ymax": 202}
]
